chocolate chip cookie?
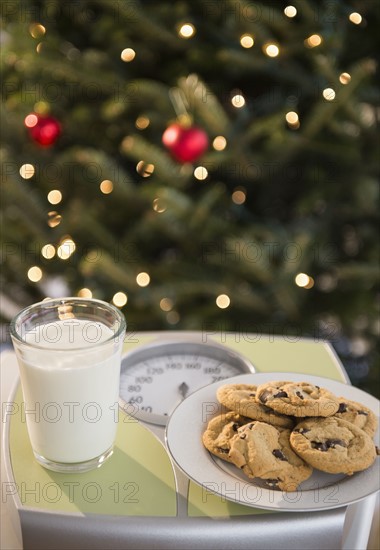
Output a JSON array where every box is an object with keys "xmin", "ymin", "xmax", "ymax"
[
  {"xmin": 228, "ymin": 421, "xmax": 313, "ymax": 491},
  {"xmin": 333, "ymin": 398, "xmax": 378, "ymax": 437},
  {"xmin": 256, "ymin": 380, "xmax": 340, "ymax": 417},
  {"xmin": 202, "ymin": 411, "xmax": 251, "ymax": 462},
  {"xmin": 216, "ymin": 383, "xmax": 294, "ymax": 428},
  {"xmin": 290, "ymin": 417, "xmax": 377, "ymax": 475}
]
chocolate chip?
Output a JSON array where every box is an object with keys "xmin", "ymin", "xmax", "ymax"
[
  {"xmin": 296, "ymin": 391, "xmax": 304, "ymax": 400},
  {"xmin": 338, "ymin": 403, "xmax": 347, "ymax": 413},
  {"xmin": 232, "ymin": 423, "xmax": 239, "ymax": 431},
  {"xmin": 312, "ymin": 438, "xmax": 347, "ymax": 451},
  {"xmin": 249, "ymin": 393, "xmax": 256, "ymax": 398},
  {"xmin": 358, "ymin": 410, "xmax": 368, "ymax": 416},
  {"xmin": 217, "ymin": 447, "xmax": 229, "ymax": 454},
  {"xmin": 239, "ymin": 433, "xmax": 247, "ymax": 440},
  {"xmin": 272, "ymin": 449, "xmax": 288, "ymax": 461},
  {"xmin": 326, "ymin": 438, "xmax": 347, "ymax": 448},
  {"xmin": 265, "ymin": 478, "xmax": 280, "ymax": 488},
  {"xmin": 312, "ymin": 441, "xmax": 328, "ymax": 452},
  {"xmin": 294, "ymin": 427, "xmax": 310, "ymax": 434},
  {"xmin": 259, "ymin": 390, "xmax": 271, "ymax": 403},
  {"xmin": 273, "ymin": 390, "xmax": 288, "ymax": 398},
  {"xmin": 248, "ymin": 423, "xmax": 255, "ymax": 429}
]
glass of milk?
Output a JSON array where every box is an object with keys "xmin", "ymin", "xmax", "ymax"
[{"xmin": 10, "ymin": 297, "xmax": 126, "ymax": 473}]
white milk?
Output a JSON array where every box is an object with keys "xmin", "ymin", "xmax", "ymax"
[{"xmin": 18, "ymin": 319, "xmax": 122, "ymax": 463}]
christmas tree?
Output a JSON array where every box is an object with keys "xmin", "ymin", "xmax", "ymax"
[{"xmin": 1, "ymin": 0, "xmax": 379, "ymax": 396}]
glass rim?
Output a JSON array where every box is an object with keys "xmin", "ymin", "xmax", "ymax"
[{"xmin": 9, "ymin": 297, "xmax": 126, "ymax": 352}]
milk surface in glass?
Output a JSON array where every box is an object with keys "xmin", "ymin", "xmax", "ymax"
[{"xmin": 19, "ymin": 319, "xmax": 121, "ymax": 463}]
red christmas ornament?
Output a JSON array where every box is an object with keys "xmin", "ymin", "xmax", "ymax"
[
  {"xmin": 162, "ymin": 123, "xmax": 209, "ymax": 163},
  {"xmin": 25, "ymin": 113, "xmax": 61, "ymax": 147}
]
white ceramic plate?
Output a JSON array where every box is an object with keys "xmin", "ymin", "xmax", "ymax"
[{"xmin": 165, "ymin": 373, "xmax": 380, "ymax": 512}]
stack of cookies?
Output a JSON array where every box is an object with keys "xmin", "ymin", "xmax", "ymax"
[{"xmin": 202, "ymin": 380, "xmax": 379, "ymax": 492}]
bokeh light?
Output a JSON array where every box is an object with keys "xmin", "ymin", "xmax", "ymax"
[
  {"xmin": 263, "ymin": 44, "xmax": 279, "ymax": 57},
  {"xmin": 305, "ymin": 34, "xmax": 322, "ymax": 48},
  {"xmin": 47, "ymin": 211, "xmax": 62, "ymax": 228},
  {"xmin": 100, "ymin": 180, "xmax": 114, "ymax": 194},
  {"xmin": 295, "ymin": 273, "xmax": 315, "ymax": 289},
  {"xmin": 284, "ymin": 6, "xmax": 297, "ymax": 18},
  {"xmin": 47, "ymin": 190, "xmax": 62, "ymax": 204},
  {"xmin": 113, "ymin": 291, "xmax": 128, "ymax": 307},
  {"xmin": 19, "ymin": 164, "xmax": 35, "ymax": 179},
  {"xmin": 232, "ymin": 189, "xmax": 246, "ymax": 205},
  {"xmin": 160, "ymin": 298, "xmax": 173, "ymax": 311},
  {"xmin": 178, "ymin": 23, "xmax": 195, "ymax": 38},
  {"xmin": 27, "ymin": 266, "xmax": 43, "ymax": 282},
  {"xmin": 41, "ymin": 244, "xmax": 56, "ymax": 259},
  {"xmin": 231, "ymin": 94, "xmax": 245, "ymax": 108},
  {"xmin": 57, "ymin": 237, "xmax": 76, "ymax": 260},
  {"xmin": 349, "ymin": 12, "xmax": 362, "ymax": 25},
  {"xmin": 136, "ymin": 161, "xmax": 155, "ymax": 177},
  {"xmin": 216, "ymin": 294, "xmax": 230, "ymax": 309},
  {"xmin": 121, "ymin": 48, "xmax": 136, "ymax": 62},
  {"xmin": 323, "ymin": 88, "xmax": 336, "ymax": 101},
  {"xmin": 136, "ymin": 272, "xmax": 150, "ymax": 287},
  {"xmin": 78, "ymin": 288, "xmax": 93, "ymax": 298},
  {"xmin": 339, "ymin": 72, "xmax": 351, "ymax": 85},
  {"xmin": 213, "ymin": 136, "xmax": 227, "ymax": 151},
  {"xmin": 194, "ymin": 166, "xmax": 208, "ymax": 180},
  {"xmin": 240, "ymin": 34, "xmax": 254, "ymax": 48}
]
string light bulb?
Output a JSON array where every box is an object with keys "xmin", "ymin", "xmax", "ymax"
[
  {"xmin": 284, "ymin": 6, "xmax": 297, "ymax": 18},
  {"xmin": 19, "ymin": 164, "xmax": 35, "ymax": 179},
  {"xmin": 166, "ymin": 311, "xmax": 180, "ymax": 324},
  {"xmin": 100, "ymin": 180, "xmax": 113, "ymax": 194},
  {"xmin": 41, "ymin": 244, "xmax": 56, "ymax": 259},
  {"xmin": 232, "ymin": 188, "xmax": 246, "ymax": 205},
  {"xmin": 213, "ymin": 136, "xmax": 227, "ymax": 151},
  {"xmin": 160, "ymin": 298, "xmax": 173, "ymax": 312},
  {"xmin": 112, "ymin": 292, "xmax": 128, "ymax": 307},
  {"xmin": 47, "ymin": 190, "xmax": 62, "ymax": 204},
  {"xmin": 136, "ymin": 161, "xmax": 155, "ymax": 177},
  {"xmin": 24, "ymin": 114, "xmax": 38, "ymax": 128},
  {"xmin": 263, "ymin": 43, "xmax": 280, "ymax": 57},
  {"xmin": 29, "ymin": 23, "xmax": 46, "ymax": 38},
  {"xmin": 27, "ymin": 266, "xmax": 43, "ymax": 282},
  {"xmin": 178, "ymin": 23, "xmax": 195, "ymax": 38},
  {"xmin": 240, "ymin": 34, "xmax": 254, "ymax": 48},
  {"xmin": 305, "ymin": 34, "xmax": 323, "ymax": 48},
  {"xmin": 78, "ymin": 288, "xmax": 93, "ymax": 298},
  {"xmin": 194, "ymin": 166, "xmax": 208, "ymax": 180},
  {"xmin": 47, "ymin": 211, "xmax": 62, "ymax": 228},
  {"xmin": 135, "ymin": 116, "xmax": 150, "ymax": 129},
  {"xmin": 295, "ymin": 273, "xmax": 314, "ymax": 289},
  {"xmin": 285, "ymin": 111, "xmax": 300, "ymax": 129},
  {"xmin": 349, "ymin": 12, "xmax": 362, "ymax": 24},
  {"xmin": 152, "ymin": 198, "xmax": 167, "ymax": 213},
  {"xmin": 136, "ymin": 272, "xmax": 150, "ymax": 287},
  {"xmin": 323, "ymin": 88, "xmax": 336, "ymax": 101},
  {"xmin": 231, "ymin": 94, "xmax": 245, "ymax": 108},
  {"xmin": 57, "ymin": 237, "xmax": 76, "ymax": 260},
  {"xmin": 216, "ymin": 294, "xmax": 230, "ymax": 309},
  {"xmin": 121, "ymin": 48, "xmax": 136, "ymax": 62},
  {"xmin": 339, "ymin": 72, "xmax": 351, "ymax": 85}
]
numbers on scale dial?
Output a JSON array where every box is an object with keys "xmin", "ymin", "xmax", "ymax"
[
  {"xmin": 119, "ymin": 341, "xmax": 255, "ymax": 425},
  {"xmin": 120, "ymin": 353, "xmax": 245, "ymax": 418}
]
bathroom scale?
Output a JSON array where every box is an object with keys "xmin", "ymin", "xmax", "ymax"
[{"xmin": 2, "ymin": 331, "xmax": 379, "ymax": 549}]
